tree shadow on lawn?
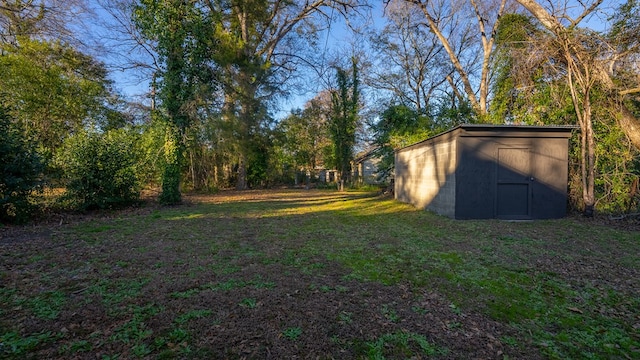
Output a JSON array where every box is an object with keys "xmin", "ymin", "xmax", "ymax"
[{"xmin": 0, "ymin": 189, "xmax": 638, "ymax": 359}]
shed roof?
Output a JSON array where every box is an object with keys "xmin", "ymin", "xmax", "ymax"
[{"xmin": 396, "ymin": 124, "xmax": 576, "ymax": 153}]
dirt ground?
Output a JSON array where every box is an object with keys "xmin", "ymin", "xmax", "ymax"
[{"xmin": 1, "ymin": 190, "xmax": 638, "ymax": 359}]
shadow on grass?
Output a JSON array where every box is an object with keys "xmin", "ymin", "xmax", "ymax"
[{"xmin": 1, "ymin": 189, "xmax": 638, "ymax": 359}]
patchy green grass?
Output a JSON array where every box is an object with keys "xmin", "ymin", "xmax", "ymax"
[
  {"xmin": 366, "ymin": 331, "xmax": 448, "ymax": 359},
  {"xmin": 1, "ymin": 189, "xmax": 638, "ymax": 359},
  {"xmin": 282, "ymin": 327, "xmax": 303, "ymax": 340}
]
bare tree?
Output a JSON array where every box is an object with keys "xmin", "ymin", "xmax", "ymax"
[
  {"xmin": 402, "ymin": 0, "xmax": 510, "ymax": 116},
  {"xmin": 515, "ymin": 0, "xmax": 640, "ymax": 215},
  {"xmin": 94, "ymin": 0, "xmax": 159, "ymax": 70},
  {"xmin": 368, "ymin": 0, "xmax": 451, "ymax": 112},
  {"xmin": 0, "ymin": 0, "xmax": 91, "ymax": 46}
]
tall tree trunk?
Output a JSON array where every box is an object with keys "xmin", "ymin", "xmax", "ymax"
[
  {"xmin": 408, "ymin": 0, "xmax": 506, "ymax": 116},
  {"xmin": 190, "ymin": 150, "xmax": 196, "ymax": 190},
  {"xmin": 236, "ymin": 155, "xmax": 247, "ymax": 190},
  {"xmin": 568, "ymin": 61, "xmax": 596, "ymax": 216},
  {"xmin": 234, "ymin": 76, "xmax": 258, "ymax": 190},
  {"xmin": 583, "ymin": 93, "xmax": 596, "ymax": 216}
]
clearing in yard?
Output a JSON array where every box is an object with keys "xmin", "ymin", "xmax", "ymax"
[{"xmin": 0, "ymin": 189, "xmax": 638, "ymax": 359}]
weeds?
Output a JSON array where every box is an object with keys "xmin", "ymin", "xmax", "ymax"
[
  {"xmin": 88, "ymin": 278, "xmax": 149, "ymax": 309},
  {"xmin": 110, "ymin": 304, "xmax": 161, "ymax": 344},
  {"xmin": 381, "ymin": 304, "xmax": 400, "ymax": 323},
  {"xmin": 63, "ymin": 339, "xmax": 92, "ymax": 354},
  {"xmin": 365, "ymin": 331, "xmax": 447, "ymax": 359},
  {"xmin": 0, "ymin": 331, "xmax": 61, "ymax": 357},
  {"xmin": 2, "ymin": 189, "xmax": 638, "ymax": 358},
  {"xmin": 174, "ymin": 309, "xmax": 213, "ymax": 325},
  {"xmin": 239, "ymin": 298, "xmax": 257, "ymax": 309},
  {"xmin": 282, "ymin": 327, "xmax": 302, "ymax": 340},
  {"xmin": 338, "ymin": 311, "xmax": 353, "ymax": 324}
]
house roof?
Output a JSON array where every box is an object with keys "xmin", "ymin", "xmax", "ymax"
[{"xmin": 353, "ymin": 147, "xmax": 381, "ymax": 163}]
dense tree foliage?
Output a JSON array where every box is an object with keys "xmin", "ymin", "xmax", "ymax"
[
  {"xmin": 0, "ymin": 0, "xmax": 638, "ymax": 217},
  {"xmin": 0, "ymin": 1, "xmax": 134, "ymax": 217},
  {"xmin": 130, "ymin": 0, "xmax": 362, "ymax": 192},
  {"xmin": 371, "ymin": 104, "xmax": 431, "ymax": 179},
  {"xmin": 0, "ymin": 38, "xmax": 117, "ymax": 157},
  {"xmin": 0, "ymin": 105, "xmax": 44, "ymax": 223}
]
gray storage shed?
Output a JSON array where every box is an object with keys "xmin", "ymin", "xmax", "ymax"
[{"xmin": 394, "ymin": 124, "xmax": 574, "ymax": 219}]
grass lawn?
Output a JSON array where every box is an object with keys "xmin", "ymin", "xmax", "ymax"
[{"xmin": 1, "ymin": 189, "xmax": 638, "ymax": 359}]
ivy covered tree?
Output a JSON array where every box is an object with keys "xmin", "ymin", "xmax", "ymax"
[
  {"xmin": 329, "ymin": 58, "xmax": 360, "ymax": 186},
  {"xmin": 134, "ymin": 0, "xmax": 216, "ymax": 204}
]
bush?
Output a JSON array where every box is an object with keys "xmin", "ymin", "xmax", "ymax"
[
  {"xmin": 56, "ymin": 129, "xmax": 141, "ymax": 210},
  {"xmin": 0, "ymin": 107, "xmax": 44, "ymax": 223}
]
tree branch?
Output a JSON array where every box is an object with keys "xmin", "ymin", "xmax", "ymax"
[
  {"xmin": 620, "ymin": 87, "xmax": 640, "ymax": 96},
  {"xmin": 570, "ymin": 0, "xmax": 603, "ymax": 28}
]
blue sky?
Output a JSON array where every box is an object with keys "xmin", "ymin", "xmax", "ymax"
[
  {"xmin": 86, "ymin": 0, "xmax": 621, "ymax": 118},
  {"xmin": 85, "ymin": 0, "xmax": 386, "ymax": 118}
]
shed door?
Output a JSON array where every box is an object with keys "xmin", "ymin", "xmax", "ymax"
[{"xmin": 496, "ymin": 148, "xmax": 532, "ymax": 219}]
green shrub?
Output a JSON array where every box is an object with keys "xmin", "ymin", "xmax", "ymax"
[
  {"xmin": 56, "ymin": 129, "xmax": 140, "ymax": 210},
  {"xmin": 592, "ymin": 119, "xmax": 640, "ymax": 213},
  {"xmin": 0, "ymin": 107, "xmax": 44, "ymax": 223}
]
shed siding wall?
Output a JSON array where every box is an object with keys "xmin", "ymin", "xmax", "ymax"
[
  {"xmin": 529, "ymin": 138, "xmax": 569, "ymax": 219},
  {"xmin": 395, "ymin": 138, "xmax": 457, "ymax": 217},
  {"xmin": 455, "ymin": 137, "xmax": 497, "ymax": 219},
  {"xmin": 456, "ymin": 136, "xmax": 569, "ymax": 219}
]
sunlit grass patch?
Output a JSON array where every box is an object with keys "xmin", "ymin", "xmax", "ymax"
[
  {"xmin": 2, "ymin": 189, "xmax": 638, "ymax": 359},
  {"xmin": 165, "ymin": 213, "xmax": 206, "ymax": 221}
]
